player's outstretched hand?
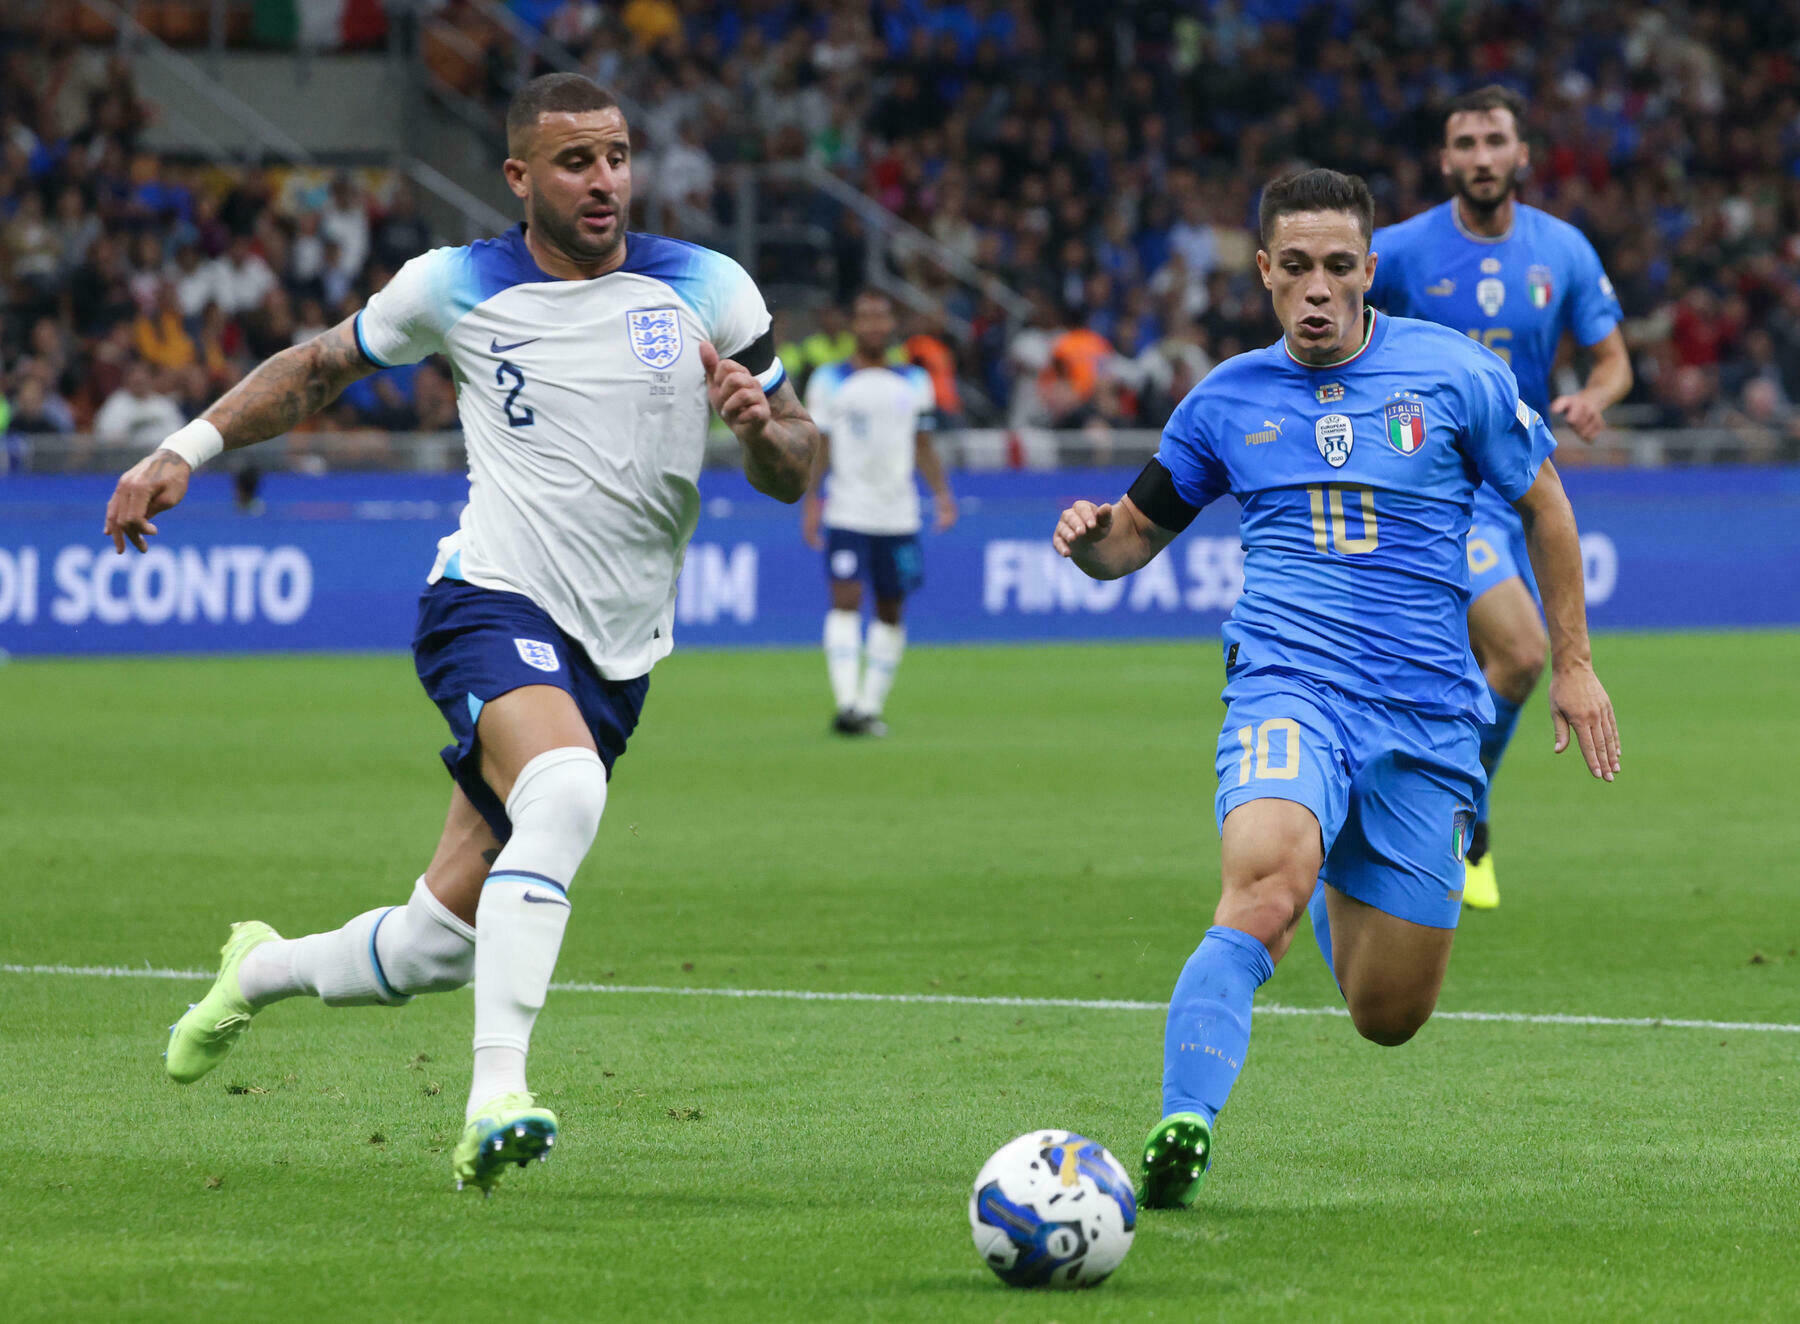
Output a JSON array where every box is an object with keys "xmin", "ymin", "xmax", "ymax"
[
  {"xmin": 700, "ymin": 341, "xmax": 771, "ymax": 440},
  {"xmin": 1548, "ymin": 661, "xmax": 1621, "ymax": 782},
  {"xmin": 1053, "ymin": 500, "xmax": 1113, "ymax": 557},
  {"xmin": 103, "ymin": 447, "xmax": 193, "ymax": 554},
  {"xmin": 1551, "ymin": 392, "xmax": 1606, "ymax": 442}
]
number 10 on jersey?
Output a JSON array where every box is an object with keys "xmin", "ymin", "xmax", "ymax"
[{"xmin": 1307, "ymin": 484, "xmax": 1378, "ymax": 554}]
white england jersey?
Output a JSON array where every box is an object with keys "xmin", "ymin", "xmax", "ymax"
[
  {"xmin": 355, "ymin": 227, "xmax": 784, "ymax": 679},
  {"xmin": 804, "ymin": 359, "xmax": 936, "ymax": 535}
]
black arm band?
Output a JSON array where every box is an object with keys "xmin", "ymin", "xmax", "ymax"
[
  {"xmin": 735, "ymin": 328, "xmax": 778, "ymax": 377},
  {"xmin": 1126, "ymin": 457, "xmax": 1200, "ymax": 533}
]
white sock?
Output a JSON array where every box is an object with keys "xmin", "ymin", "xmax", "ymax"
[
  {"xmin": 856, "ymin": 620, "xmax": 906, "ymax": 717},
  {"xmin": 237, "ymin": 877, "xmax": 477, "ymax": 1008},
  {"xmin": 824, "ymin": 609, "xmax": 862, "ymax": 712},
  {"xmin": 468, "ymin": 747, "xmax": 606, "ymax": 1118}
]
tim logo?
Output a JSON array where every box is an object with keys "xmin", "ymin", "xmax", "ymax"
[
  {"xmin": 627, "ymin": 307, "xmax": 683, "ymax": 369},
  {"xmin": 514, "ymin": 638, "xmax": 560, "ymax": 672}
]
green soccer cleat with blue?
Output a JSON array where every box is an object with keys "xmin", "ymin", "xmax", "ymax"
[
  {"xmin": 1139, "ymin": 1111, "xmax": 1213, "ymax": 1209},
  {"xmin": 165, "ymin": 920, "xmax": 280, "ymax": 1084},
  {"xmin": 453, "ymin": 1093, "xmax": 559, "ymax": 1195}
]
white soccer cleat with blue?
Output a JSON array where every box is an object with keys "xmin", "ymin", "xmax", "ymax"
[
  {"xmin": 453, "ymin": 1093, "xmax": 559, "ymax": 1195},
  {"xmin": 165, "ymin": 920, "xmax": 280, "ymax": 1084}
]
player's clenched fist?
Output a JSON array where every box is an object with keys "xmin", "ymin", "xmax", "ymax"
[
  {"xmin": 1053, "ymin": 500, "xmax": 1113, "ymax": 557},
  {"xmin": 700, "ymin": 340, "xmax": 771, "ymax": 439},
  {"xmin": 103, "ymin": 447, "xmax": 193, "ymax": 554}
]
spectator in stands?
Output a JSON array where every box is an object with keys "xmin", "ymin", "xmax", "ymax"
[
  {"xmin": 372, "ymin": 182, "xmax": 431, "ymax": 272},
  {"xmin": 92, "ymin": 359, "xmax": 184, "ymax": 446},
  {"xmin": 205, "ymin": 232, "xmax": 277, "ymax": 318},
  {"xmin": 133, "ymin": 280, "xmax": 196, "ymax": 371},
  {"xmin": 4, "ymin": 372, "xmax": 74, "ymax": 438},
  {"xmin": 320, "ymin": 173, "xmax": 370, "ymax": 276}
]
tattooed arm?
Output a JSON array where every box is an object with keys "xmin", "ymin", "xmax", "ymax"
[
  {"xmin": 103, "ymin": 319, "xmax": 377, "ymax": 553},
  {"xmin": 698, "ymin": 341, "xmax": 820, "ymax": 504}
]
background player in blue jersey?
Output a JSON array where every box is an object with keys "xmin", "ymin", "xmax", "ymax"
[
  {"xmin": 1052, "ymin": 169, "xmax": 1620, "ymax": 1208},
  {"xmin": 1368, "ymin": 85, "xmax": 1632, "ymax": 909}
]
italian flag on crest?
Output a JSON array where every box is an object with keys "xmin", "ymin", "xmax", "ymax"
[{"xmin": 1385, "ymin": 395, "xmax": 1426, "ymax": 455}]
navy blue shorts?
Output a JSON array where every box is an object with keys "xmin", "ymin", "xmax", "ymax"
[
  {"xmin": 412, "ymin": 578, "xmax": 649, "ymax": 843},
  {"xmin": 825, "ymin": 527, "xmax": 924, "ymax": 600}
]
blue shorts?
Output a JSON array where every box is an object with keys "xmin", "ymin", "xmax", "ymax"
[
  {"xmin": 413, "ymin": 578, "xmax": 649, "ymax": 843},
  {"xmin": 826, "ymin": 527, "xmax": 924, "ymax": 600},
  {"xmin": 1467, "ymin": 484, "xmax": 1539, "ymax": 605},
  {"xmin": 1213, "ymin": 673, "xmax": 1484, "ymax": 929}
]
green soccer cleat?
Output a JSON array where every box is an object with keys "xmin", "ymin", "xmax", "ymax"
[
  {"xmin": 1139, "ymin": 1111, "xmax": 1213, "ymax": 1209},
  {"xmin": 453, "ymin": 1093, "xmax": 559, "ymax": 1195},
  {"xmin": 165, "ymin": 920, "xmax": 280, "ymax": 1084}
]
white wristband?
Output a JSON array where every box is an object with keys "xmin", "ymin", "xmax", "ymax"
[{"xmin": 157, "ymin": 419, "xmax": 225, "ymax": 471}]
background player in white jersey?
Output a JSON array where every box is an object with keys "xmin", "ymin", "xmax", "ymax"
[
  {"xmin": 100, "ymin": 74, "xmax": 819, "ymax": 1194},
  {"xmin": 801, "ymin": 288, "xmax": 956, "ymax": 737}
]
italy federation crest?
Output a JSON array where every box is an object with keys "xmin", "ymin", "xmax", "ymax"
[
  {"xmin": 1384, "ymin": 392, "xmax": 1426, "ymax": 456},
  {"xmin": 1315, "ymin": 413, "xmax": 1354, "ymax": 468},
  {"xmin": 1527, "ymin": 265, "xmax": 1554, "ymax": 309},
  {"xmin": 627, "ymin": 307, "xmax": 683, "ymax": 369},
  {"xmin": 514, "ymin": 638, "xmax": 561, "ymax": 672}
]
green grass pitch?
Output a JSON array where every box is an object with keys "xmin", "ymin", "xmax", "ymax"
[{"xmin": 2, "ymin": 633, "xmax": 1797, "ymax": 1321}]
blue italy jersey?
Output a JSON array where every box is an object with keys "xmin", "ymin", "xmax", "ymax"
[
  {"xmin": 1368, "ymin": 200, "xmax": 1621, "ymax": 420},
  {"xmin": 1155, "ymin": 310, "xmax": 1556, "ymax": 720}
]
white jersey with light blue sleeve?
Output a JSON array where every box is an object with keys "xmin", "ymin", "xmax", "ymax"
[
  {"xmin": 805, "ymin": 359, "xmax": 935, "ymax": 535},
  {"xmin": 355, "ymin": 226, "xmax": 784, "ymax": 679}
]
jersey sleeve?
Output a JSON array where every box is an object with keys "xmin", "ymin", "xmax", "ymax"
[
  {"xmin": 1564, "ymin": 230, "xmax": 1624, "ymax": 348},
  {"xmin": 701, "ymin": 253, "xmax": 784, "ymax": 392},
  {"xmin": 354, "ymin": 249, "xmax": 451, "ymax": 367},
  {"xmin": 910, "ymin": 366, "xmax": 938, "ymax": 432},
  {"xmin": 1459, "ymin": 350, "xmax": 1557, "ymax": 504},
  {"xmin": 1152, "ymin": 386, "xmax": 1232, "ymax": 513},
  {"xmin": 802, "ymin": 364, "xmax": 836, "ymax": 434}
]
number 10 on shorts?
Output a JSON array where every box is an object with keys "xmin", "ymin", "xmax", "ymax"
[{"xmin": 1237, "ymin": 718, "xmax": 1301, "ymax": 784}]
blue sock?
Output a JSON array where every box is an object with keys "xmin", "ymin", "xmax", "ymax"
[
  {"xmin": 1307, "ymin": 880, "xmax": 1341, "ymax": 996},
  {"xmin": 1161, "ymin": 925, "xmax": 1276, "ymax": 1125},
  {"xmin": 1476, "ymin": 687, "xmax": 1522, "ymax": 821}
]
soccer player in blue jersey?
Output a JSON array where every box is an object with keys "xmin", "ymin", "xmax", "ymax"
[
  {"xmin": 1368, "ymin": 85, "xmax": 1632, "ymax": 908},
  {"xmin": 1053, "ymin": 169, "xmax": 1620, "ymax": 1208}
]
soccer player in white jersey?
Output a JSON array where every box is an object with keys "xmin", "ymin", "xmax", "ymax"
[
  {"xmin": 100, "ymin": 74, "xmax": 820, "ymax": 1194},
  {"xmin": 801, "ymin": 289, "xmax": 955, "ymax": 736}
]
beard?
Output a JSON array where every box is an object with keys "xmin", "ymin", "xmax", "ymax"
[
  {"xmin": 527, "ymin": 192, "xmax": 625, "ymax": 267},
  {"xmin": 1449, "ymin": 164, "xmax": 1519, "ymax": 216}
]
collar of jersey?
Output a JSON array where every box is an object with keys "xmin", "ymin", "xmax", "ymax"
[
  {"xmin": 1449, "ymin": 197, "xmax": 1516, "ymax": 245},
  {"xmin": 1282, "ymin": 307, "xmax": 1380, "ymax": 369}
]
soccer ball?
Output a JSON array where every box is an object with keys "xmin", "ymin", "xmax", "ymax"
[{"xmin": 968, "ymin": 1129, "xmax": 1137, "ymax": 1289}]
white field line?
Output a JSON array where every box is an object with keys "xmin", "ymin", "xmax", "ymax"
[{"xmin": 4, "ymin": 961, "xmax": 1798, "ymax": 1036}]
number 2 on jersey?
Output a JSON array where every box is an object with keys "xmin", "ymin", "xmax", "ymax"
[{"xmin": 495, "ymin": 360, "xmax": 535, "ymax": 428}]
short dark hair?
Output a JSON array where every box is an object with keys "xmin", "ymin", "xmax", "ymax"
[
  {"xmin": 1444, "ymin": 84, "xmax": 1527, "ymax": 139},
  {"xmin": 852, "ymin": 287, "xmax": 895, "ymax": 310},
  {"xmin": 1257, "ymin": 168, "xmax": 1374, "ymax": 249},
  {"xmin": 506, "ymin": 73, "xmax": 620, "ymax": 155}
]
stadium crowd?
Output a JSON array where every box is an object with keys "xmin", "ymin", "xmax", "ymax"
[{"xmin": 5, "ymin": 0, "xmax": 1800, "ymax": 461}]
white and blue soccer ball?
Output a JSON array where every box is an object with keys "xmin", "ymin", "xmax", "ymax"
[{"xmin": 968, "ymin": 1129, "xmax": 1137, "ymax": 1289}]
